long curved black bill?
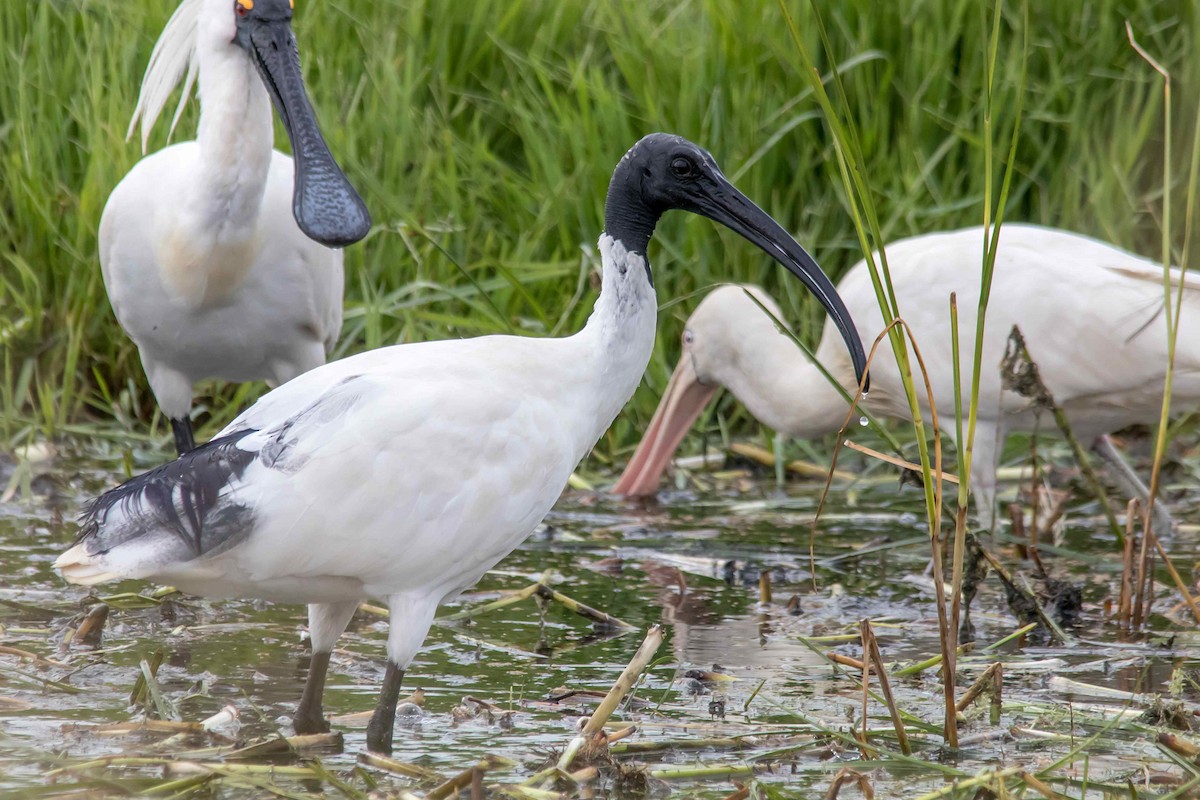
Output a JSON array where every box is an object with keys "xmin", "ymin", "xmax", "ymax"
[
  {"xmin": 248, "ymin": 22, "xmax": 371, "ymax": 248},
  {"xmin": 696, "ymin": 177, "xmax": 869, "ymax": 393}
]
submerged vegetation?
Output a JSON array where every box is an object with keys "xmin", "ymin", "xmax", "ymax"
[{"xmin": 1, "ymin": 0, "xmax": 1198, "ymax": 455}]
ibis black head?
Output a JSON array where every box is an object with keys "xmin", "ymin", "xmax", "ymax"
[
  {"xmin": 604, "ymin": 132, "xmax": 869, "ymax": 392},
  {"xmin": 232, "ymin": 0, "xmax": 371, "ymax": 248}
]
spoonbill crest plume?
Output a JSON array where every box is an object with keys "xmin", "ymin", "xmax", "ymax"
[
  {"xmin": 613, "ymin": 224, "xmax": 1199, "ymax": 532},
  {"xmin": 57, "ymin": 133, "xmax": 868, "ymax": 753},
  {"xmin": 101, "ymin": 0, "xmax": 371, "ymax": 455}
]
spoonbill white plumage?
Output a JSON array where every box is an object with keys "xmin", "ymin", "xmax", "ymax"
[
  {"xmin": 101, "ymin": 0, "xmax": 371, "ymax": 455},
  {"xmin": 56, "ymin": 133, "xmax": 869, "ymax": 753},
  {"xmin": 613, "ymin": 224, "xmax": 1199, "ymax": 528}
]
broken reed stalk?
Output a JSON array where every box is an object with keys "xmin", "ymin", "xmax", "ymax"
[
  {"xmin": 1001, "ymin": 326, "xmax": 1124, "ymax": 543},
  {"xmin": 439, "ymin": 583, "xmax": 541, "ymax": 621},
  {"xmin": 840, "ymin": 440, "xmax": 959, "ymax": 483},
  {"xmin": 436, "ymin": 579, "xmax": 636, "ymax": 629},
  {"xmin": 955, "ymin": 662, "xmax": 1001, "ymax": 713},
  {"xmin": 825, "ymin": 767, "xmax": 875, "ymax": 800},
  {"xmin": 976, "ymin": 547, "xmax": 1068, "ymax": 643},
  {"xmin": 722, "ymin": 784, "xmax": 751, "ymax": 800},
  {"xmin": 358, "ymin": 752, "xmax": 444, "ymax": 783},
  {"xmin": 1117, "ymin": 499, "xmax": 1139, "ymax": 628},
  {"xmin": 1018, "ymin": 771, "xmax": 1061, "ymax": 800},
  {"xmin": 427, "ymin": 757, "xmax": 511, "ymax": 800},
  {"xmin": 1133, "ymin": 513, "xmax": 1155, "ymax": 629},
  {"xmin": 71, "ymin": 602, "xmax": 109, "ymax": 647},
  {"xmin": 991, "ymin": 662, "xmax": 1003, "ymax": 726},
  {"xmin": 1149, "ymin": 530, "xmax": 1200, "ymax": 624},
  {"xmin": 861, "ymin": 619, "xmax": 911, "ymax": 755},
  {"xmin": 728, "ymin": 441, "xmax": 857, "ymax": 482},
  {"xmin": 759, "ymin": 570, "xmax": 772, "ymax": 605},
  {"xmin": 555, "ymin": 625, "xmax": 664, "ymax": 771},
  {"xmin": 533, "ymin": 583, "xmax": 637, "ymax": 630},
  {"xmin": 1158, "ymin": 731, "xmax": 1200, "ymax": 759}
]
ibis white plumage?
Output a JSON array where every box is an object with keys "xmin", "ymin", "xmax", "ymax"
[
  {"xmin": 56, "ymin": 134, "xmax": 869, "ymax": 753},
  {"xmin": 613, "ymin": 224, "xmax": 1200, "ymax": 530},
  {"xmin": 101, "ymin": 0, "xmax": 370, "ymax": 454}
]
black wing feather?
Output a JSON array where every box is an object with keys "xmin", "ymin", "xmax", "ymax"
[{"xmin": 76, "ymin": 429, "xmax": 259, "ymax": 558}]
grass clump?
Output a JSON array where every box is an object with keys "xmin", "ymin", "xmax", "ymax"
[{"xmin": 1, "ymin": 0, "xmax": 1197, "ymax": 454}]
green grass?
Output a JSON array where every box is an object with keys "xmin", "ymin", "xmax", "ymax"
[{"xmin": 1, "ymin": 0, "xmax": 1197, "ymax": 457}]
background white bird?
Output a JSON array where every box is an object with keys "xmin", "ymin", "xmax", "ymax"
[
  {"xmin": 613, "ymin": 224, "xmax": 1200, "ymax": 530},
  {"xmin": 55, "ymin": 133, "xmax": 868, "ymax": 754},
  {"xmin": 101, "ymin": 0, "xmax": 371, "ymax": 455}
]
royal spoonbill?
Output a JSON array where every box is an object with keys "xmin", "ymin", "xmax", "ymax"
[
  {"xmin": 613, "ymin": 224, "xmax": 1198, "ymax": 531},
  {"xmin": 56, "ymin": 133, "xmax": 869, "ymax": 753},
  {"xmin": 102, "ymin": 0, "xmax": 371, "ymax": 455}
]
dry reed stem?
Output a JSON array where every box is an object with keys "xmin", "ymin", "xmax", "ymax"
[
  {"xmin": 358, "ymin": 752, "xmax": 444, "ymax": 783},
  {"xmin": 976, "ymin": 547, "xmax": 1067, "ymax": 642},
  {"xmin": 1118, "ymin": 500, "xmax": 1139, "ymax": 627},
  {"xmin": 72, "ymin": 602, "xmax": 109, "ymax": 647},
  {"xmin": 428, "ymin": 757, "xmax": 510, "ymax": 800},
  {"xmin": 581, "ymin": 626, "xmax": 662, "ymax": 736},
  {"xmin": 955, "ymin": 662, "xmax": 1001, "ymax": 712},
  {"xmin": 759, "ymin": 570, "xmax": 772, "ymax": 605},
  {"xmin": 825, "ymin": 767, "xmax": 875, "ymax": 800},
  {"xmin": 828, "ymin": 652, "xmax": 867, "ymax": 671},
  {"xmin": 534, "ymin": 583, "xmax": 637, "ymax": 630},
  {"xmin": 861, "ymin": 619, "xmax": 911, "ymax": 755},
  {"xmin": 604, "ymin": 725, "xmax": 637, "ymax": 745},
  {"xmin": 1158, "ymin": 731, "xmax": 1200, "ymax": 758},
  {"xmin": 728, "ymin": 442, "xmax": 857, "ymax": 482},
  {"xmin": 1001, "ymin": 326, "xmax": 1123, "ymax": 541},
  {"xmin": 721, "ymin": 784, "xmax": 751, "ymax": 800},
  {"xmin": 1019, "ymin": 771, "xmax": 1062, "ymax": 799},
  {"xmin": 0, "ymin": 645, "xmax": 67, "ymax": 667},
  {"xmin": 1148, "ymin": 530, "xmax": 1200, "ymax": 624},
  {"xmin": 556, "ymin": 626, "xmax": 664, "ymax": 772},
  {"xmin": 840, "ymin": 440, "xmax": 959, "ymax": 483}
]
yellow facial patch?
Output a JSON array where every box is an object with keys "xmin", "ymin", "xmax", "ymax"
[{"xmin": 236, "ymin": 0, "xmax": 253, "ymax": 10}]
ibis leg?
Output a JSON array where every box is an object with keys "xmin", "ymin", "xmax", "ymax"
[
  {"xmin": 365, "ymin": 661, "xmax": 405, "ymax": 753},
  {"xmin": 1092, "ymin": 435, "xmax": 1174, "ymax": 539},
  {"xmin": 171, "ymin": 417, "xmax": 196, "ymax": 455},
  {"xmin": 292, "ymin": 600, "xmax": 359, "ymax": 734},
  {"xmin": 294, "ymin": 650, "xmax": 333, "ymax": 734}
]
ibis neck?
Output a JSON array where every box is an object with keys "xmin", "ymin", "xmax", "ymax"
[
  {"xmin": 193, "ymin": 21, "xmax": 274, "ymax": 231},
  {"xmin": 575, "ymin": 235, "xmax": 659, "ymax": 440}
]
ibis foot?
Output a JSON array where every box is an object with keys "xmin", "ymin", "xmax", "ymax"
[
  {"xmin": 294, "ymin": 650, "xmax": 332, "ymax": 735},
  {"xmin": 171, "ymin": 417, "xmax": 196, "ymax": 455},
  {"xmin": 293, "ymin": 709, "xmax": 331, "ymax": 735},
  {"xmin": 365, "ymin": 661, "xmax": 405, "ymax": 754}
]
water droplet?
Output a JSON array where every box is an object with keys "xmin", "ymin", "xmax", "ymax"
[{"xmin": 858, "ymin": 416, "xmax": 868, "ymax": 427}]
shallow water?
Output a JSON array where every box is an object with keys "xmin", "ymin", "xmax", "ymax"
[{"xmin": 2, "ymin": 443, "xmax": 1199, "ymax": 798}]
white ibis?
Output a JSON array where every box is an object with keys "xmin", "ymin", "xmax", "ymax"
[
  {"xmin": 613, "ymin": 224, "xmax": 1199, "ymax": 530},
  {"xmin": 56, "ymin": 133, "xmax": 869, "ymax": 753},
  {"xmin": 101, "ymin": 0, "xmax": 371, "ymax": 455}
]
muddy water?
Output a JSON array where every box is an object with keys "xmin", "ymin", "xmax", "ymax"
[{"xmin": 1, "ymin": 444, "xmax": 1198, "ymax": 797}]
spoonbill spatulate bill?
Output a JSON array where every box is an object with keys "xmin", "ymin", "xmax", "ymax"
[
  {"xmin": 56, "ymin": 133, "xmax": 869, "ymax": 753},
  {"xmin": 613, "ymin": 224, "xmax": 1198, "ymax": 533},
  {"xmin": 102, "ymin": 0, "xmax": 371, "ymax": 455}
]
